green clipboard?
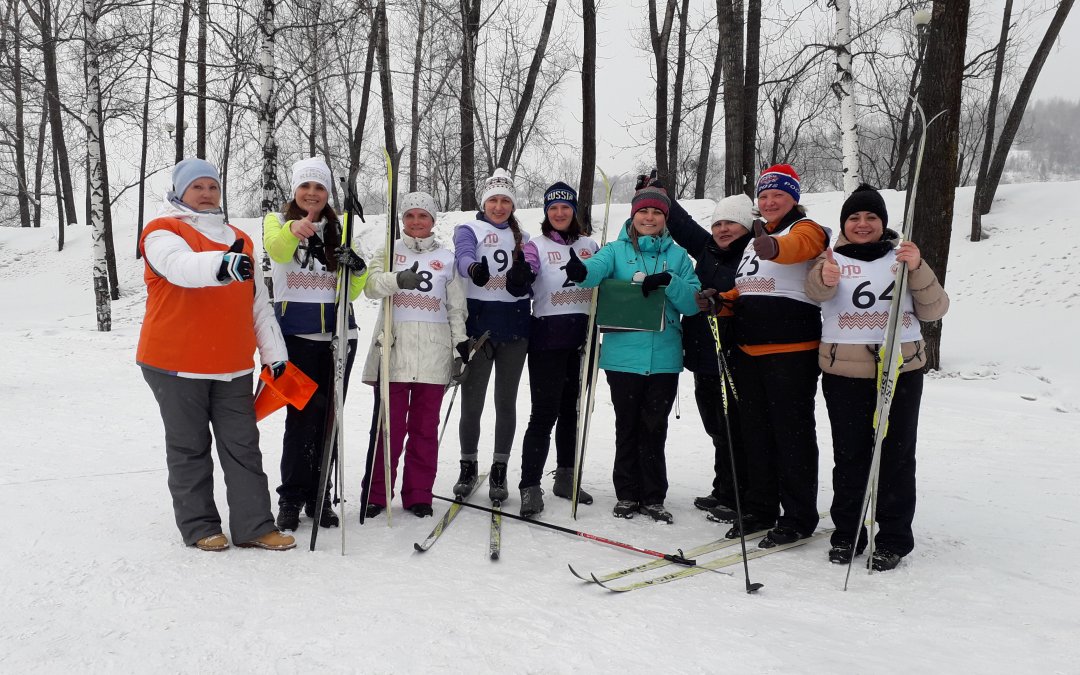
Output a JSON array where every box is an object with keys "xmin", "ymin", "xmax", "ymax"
[{"xmin": 595, "ymin": 278, "xmax": 666, "ymax": 333}]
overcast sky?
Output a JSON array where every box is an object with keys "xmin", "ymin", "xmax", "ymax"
[{"xmin": 567, "ymin": 0, "xmax": 1080, "ymax": 173}]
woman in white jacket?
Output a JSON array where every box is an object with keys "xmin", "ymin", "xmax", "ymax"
[
  {"xmin": 138, "ymin": 157, "xmax": 294, "ymax": 552},
  {"xmin": 361, "ymin": 192, "xmax": 467, "ymax": 517}
]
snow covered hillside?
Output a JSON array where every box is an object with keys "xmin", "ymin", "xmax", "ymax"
[{"xmin": 1, "ymin": 182, "xmax": 1078, "ymax": 673}]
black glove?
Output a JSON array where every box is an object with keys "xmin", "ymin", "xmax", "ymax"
[
  {"xmin": 506, "ymin": 250, "xmax": 533, "ymax": 297},
  {"xmin": 397, "ymin": 261, "xmax": 421, "ymax": 290},
  {"xmin": 751, "ymin": 221, "xmax": 779, "ymax": 261},
  {"xmin": 217, "ymin": 239, "xmax": 253, "ymax": 283},
  {"xmin": 635, "ymin": 169, "xmax": 665, "ymax": 191},
  {"xmin": 450, "ymin": 357, "xmax": 468, "ymax": 385},
  {"xmin": 455, "ymin": 340, "xmax": 471, "ymax": 365},
  {"xmin": 335, "ymin": 246, "xmax": 366, "ymax": 274},
  {"xmin": 266, "ymin": 361, "xmax": 287, "ymax": 379},
  {"xmin": 640, "ymin": 271, "xmax": 671, "ymax": 297},
  {"xmin": 564, "ymin": 248, "xmax": 588, "ymax": 283},
  {"xmin": 468, "ymin": 256, "xmax": 491, "ymax": 287}
]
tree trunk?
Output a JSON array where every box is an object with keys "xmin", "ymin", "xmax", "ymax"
[
  {"xmin": 375, "ymin": 0, "xmax": 398, "ymax": 160},
  {"xmin": 84, "ymin": 0, "xmax": 111, "ymax": 331},
  {"xmin": 740, "ymin": 0, "xmax": 760, "ymax": 194},
  {"xmin": 40, "ymin": 0, "xmax": 79, "ymax": 230},
  {"xmin": 196, "ymin": 0, "xmax": 207, "ymax": 158},
  {"xmin": 53, "ymin": 138, "xmax": 66, "ymax": 250},
  {"xmin": 175, "ymin": 0, "xmax": 190, "ymax": 162},
  {"xmin": 459, "ymin": 0, "xmax": 481, "ymax": 211},
  {"xmin": 648, "ymin": 0, "xmax": 677, "ymax": 185},
  {"xmin": 694, "ymin": 20, "xmax": 723, "ymax": 200},
  {"xmin": 717, "ymin": 0, "xmax": 744, "ymax": 196},
  {"xmin": 834, "ymin": 0, "xmax": 859, "ymax": 194},
  {"xmin": 970, "ymin": 0, "xmax": 1011, "ymax": 242},
  {"xmin": 981, "ymin": 0, "xmax": 1074, "ymax": 214},
  {"xmin": 409, "ymin": 0, "xmax": 428, "ymax": 191},
  {"xmin": 33, "ymin": 104, "xmax": 48, "ymax": 228},
  {"xmin": 137, "ymin": 0, "xmax": 157, "ymax": 257},
  {"xmin": 4, "ymin": 5, "xmax": 32, "ymax": 227},
  {"xmin": 99, "ymin": 121, "xmax": 119, "ymax": 300},
  {"xmin": 495, "ymin": 0, "xmax": 558, "ymax": 172},
  {"xmin": 258, "ymin": 0, "xmax": 280, "ymax": 214},
  {"xmin": 578, "ymin": 0, "xmax": 597, "ymax": 233},
  {"xmin": 913, "ymin": 0, "xmax": 969, "ymax": 370},
  {"xmin": 666, "ymin": 0, "xmax": 690, "ymax": 196},
  {"xmin": 348, "ymin": 11, "xmax": 378, "ymax": 195}
]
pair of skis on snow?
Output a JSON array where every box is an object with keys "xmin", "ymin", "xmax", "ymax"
[{"xmin": 412, "ymin": 473, "xmax": 503, "ymax": 560}]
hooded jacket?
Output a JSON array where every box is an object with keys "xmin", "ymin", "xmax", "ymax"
[{"xmin": 576, "ymin": 221, "xmax": 701, "ymax": 375}]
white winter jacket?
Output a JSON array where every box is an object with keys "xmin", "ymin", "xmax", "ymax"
[
  {"xmin": 143, "ymin": 197, "xmax": 287, "ymax": 380},
  {"xmin": 361, "ymin": 233, "xmax": 467, "ymax": 385}
]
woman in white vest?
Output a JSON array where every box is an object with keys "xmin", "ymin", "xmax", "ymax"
[
  {"xmin": 451, "ymin": 168, "xmax": 533, "ymax": 504},
  {"xmin": 361, "ymin": 192, "xmax": 467, "ymax": 518},
  {"xmin": 806, "ymin": 184, "xmax": 949, "ymax": 571},
  {"xmin": 717, "ymin": 164, "xmax": 830, "ymax": 548},
  {"xmin": 263, "ymin": 157, "xmax": 369, "ymax": 532},
  {"xmin": 516, "ymin": 182, "xmax": 599, "ymax": 517}
]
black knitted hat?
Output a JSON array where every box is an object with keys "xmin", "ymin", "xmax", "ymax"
[{"xmin": 840, "ymin": 183, "xmax": 888, "ymax": 235}]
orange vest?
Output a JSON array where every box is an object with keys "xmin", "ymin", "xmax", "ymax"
[{"xmin": 136, "ymin": 217, "xmax": 258, "ymax": 374}]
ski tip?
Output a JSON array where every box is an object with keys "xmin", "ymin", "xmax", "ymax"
[
  {"xmin": 490, "ymin": 552, "xmax": 500, "ymax": 561},
  {"xmin": 590, "ymin": 573, "xmax": 628, "ymax": 593},
  {"xmin": 413, "ymin": 542, "xmax": 425, "ymax": 552},
  {"xmin": 567, "ymin": 564, "xmax": 591, "ymax": 582}
]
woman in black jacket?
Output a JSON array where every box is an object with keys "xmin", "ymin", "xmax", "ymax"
[{"xmin": 664, "ymin": 193, "xmax": 754, "ymax": 523}]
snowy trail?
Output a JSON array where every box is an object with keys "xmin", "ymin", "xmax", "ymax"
[{"xmin": 2, "ymin": 183, "xmax": 1079, "ymax": 672}]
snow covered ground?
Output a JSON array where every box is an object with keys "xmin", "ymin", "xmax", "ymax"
[{"xmin": 1, "ymin": 182, "xmax": 1078, "ymax": 673}]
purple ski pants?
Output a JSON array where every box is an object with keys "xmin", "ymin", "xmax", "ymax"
[{"xmin": 368, "ymin": 382, "xmax": 445, "ymax": 508}]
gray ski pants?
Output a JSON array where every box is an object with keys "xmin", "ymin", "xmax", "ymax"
[
  {"xmin": 142, "ymin": 368, "xmax": 276, "ymax": 546},
  {"xmin": 458, "ymin": 337, "xmax": 529, "ymax": 464}
]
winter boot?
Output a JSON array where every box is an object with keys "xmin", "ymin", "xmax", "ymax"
[
  {"xmin": 706, "ymin": 503, "xmax": 738, "ymax": 523},
  {"xmin": 639, "ymin": 503, "xmax": 674, "ymax": 524},
  {"xmin": 194, "ymin": 533, "xmax": 229, "ymax": 552},
  {"xmin": 759, "ymin": 526, "xmax": 809, "ymax": 549},
  {"xmin": 552, "ymin": 468, "xmax": 593, "ymax": 505},
  {"xmin": 276, "ymin": 504, "xmax": 301, "ymax": 532},
  {"xmin": 869, "ymin": 547, "xmax": 903, "ymax": 571},
  {"xmin": 409, "ymin": 504, "xmax": 434, "ymax": 518},
  {"xmin": 364, "ymin": 503, "xmax": 385, "ymax": 519},
  {"xmin": 453, "ymin": 460, "xmax": 479, "ymax": 497},
  {"xmin": 613, "ymin": 500, "xmax": 640, "ymax": 519},
  {"xmin": 519, "ymin": 485, "xmax": 545, "ymax": 518},
  {"xmin": 304, "ymin": 500, "xmax": 340, "ymax": 528},
  {"xmin": 693, "ymin": 494, "xmax": 720, "ymax": 511},
  {"xmin": 724, "ymin": 514, "xmax": 774, "ymax": 540},
  {"xmin": 489, "ymin": 461, "xmax": 509, "ymax": 503},
  {"xmin": 828, "ymin": 540, "xmax": 866, "ymax": 565},
  {"xmin": 237, "ymin": 531, "xmax": 296, "ymax": 551}
]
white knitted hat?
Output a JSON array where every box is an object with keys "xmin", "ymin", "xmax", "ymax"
[
  {"xmin": 710, "ymin": 193, "xmax": 754, "ymax": 231},
  {"xmin": 479, "ymin": 167, "xmax": 516, "ymax": 209},
  {"xmin": 400, "ymin": 191, "xmax": 439, "ymax": 221},
  {"xmin": 290, "ymin": 157, "xmax": 333, "ymax": 196}
]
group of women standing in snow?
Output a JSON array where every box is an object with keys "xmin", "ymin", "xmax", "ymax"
[{"xmin": 137, "ymin": 153, "xmax": 947, "ymax": 572}]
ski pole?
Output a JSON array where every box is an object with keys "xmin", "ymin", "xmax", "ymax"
[
  {"xmin": 432, "ymin": 494, "xmax": 696, "ymax": 566},
  {"xmin": 707, "ymin": 311, "xmax": 764, "ymax": 594}
]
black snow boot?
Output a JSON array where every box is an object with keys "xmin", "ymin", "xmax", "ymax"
[
  {"xmin": 364, "ymin": 503, "xmax": 385, "ymax": 519},
  {"xmin": 828, "ymin": 540, "xmax": 867, "ymax": 565},
  {"xmin": 305, "ymin": 500, "xmax": 340, "ymax": 528},
  {"xmin": 724, "ymin": 514, "xmax": 774, "ymax": 540},
  {"xmin": 489, "ymin": 461, "xmax": 509, "ymax": 503},
  {"xmin": 706, "ymin": 503, "xmax": 738, "ymax": 523},
  {"xmin": 552, "ymin": 468, "xmax": 593, "ymax": 505},
  {"xmin": 453, "ymin": 460, "xmax": 479, "ymax": 498},
  {"xmin": 869, "ymin": 548, "xmax": 903, "ymax": 571},
  {"xmin": 519, "ymin": 485, "xmax": 544, "ymax": 518},
  {"xmin": 759, "ymin": 526, "xmax": 810, "ymax": 549},
  {"xmin": 639, "ymin": 503, "xmax": 674, "ymax": 524},
  {"xmin": 276, "ymin": 504, "xmax": 301, "ymax": 532},
  {"xmin": 613, "ymin": 500, "xmax": 640, "ymax": 519},
  {"xmin": 409, "ymin": 504, "xmax": 434, "ymax": 518},
  {"xmin": 693, "ymin": 494, "xmax": 720, "ymax": 511}
]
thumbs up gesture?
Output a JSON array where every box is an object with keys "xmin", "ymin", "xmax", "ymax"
[
  {"xmin": 290, "ymin": 209, "xmax": 319, "ymax": 241},
  {"xmin": 396, "ymin": 261, "xmax": 422, "ymax": 290},
  {"xmin": 821, "ymin": 248, "xmax": 841, "ymax": 287},
  {"xmin": 751, "ymin": 221, "xmax": 779, "ymax": 261}
]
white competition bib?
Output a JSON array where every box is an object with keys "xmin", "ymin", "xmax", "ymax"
[
  {"xmin": 390, "ymin": 241, "xmax": 454, "ymax": 324},
  {"xmin": 734, "ymin": 219, "xmax": 818, "ymax": 305},
  {"xmin": 461, "ymin": 220, "xmax": 528, "ymax": 302},
  {"xmin": 531, "ymin": 235, "xmax": 599, "ymax": 317},
  {"xmin": 820, "ymin": 249, "xmax": 921, "ymax": 345},
  {"xmin": 269, "ymin": 215, "xmax": 337, "ymax": 303}
]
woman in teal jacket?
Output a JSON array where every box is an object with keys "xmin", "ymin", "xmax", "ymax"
[{"xmin": 564, "ymin": 185, "xmax": 700, "ymax": 523}]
